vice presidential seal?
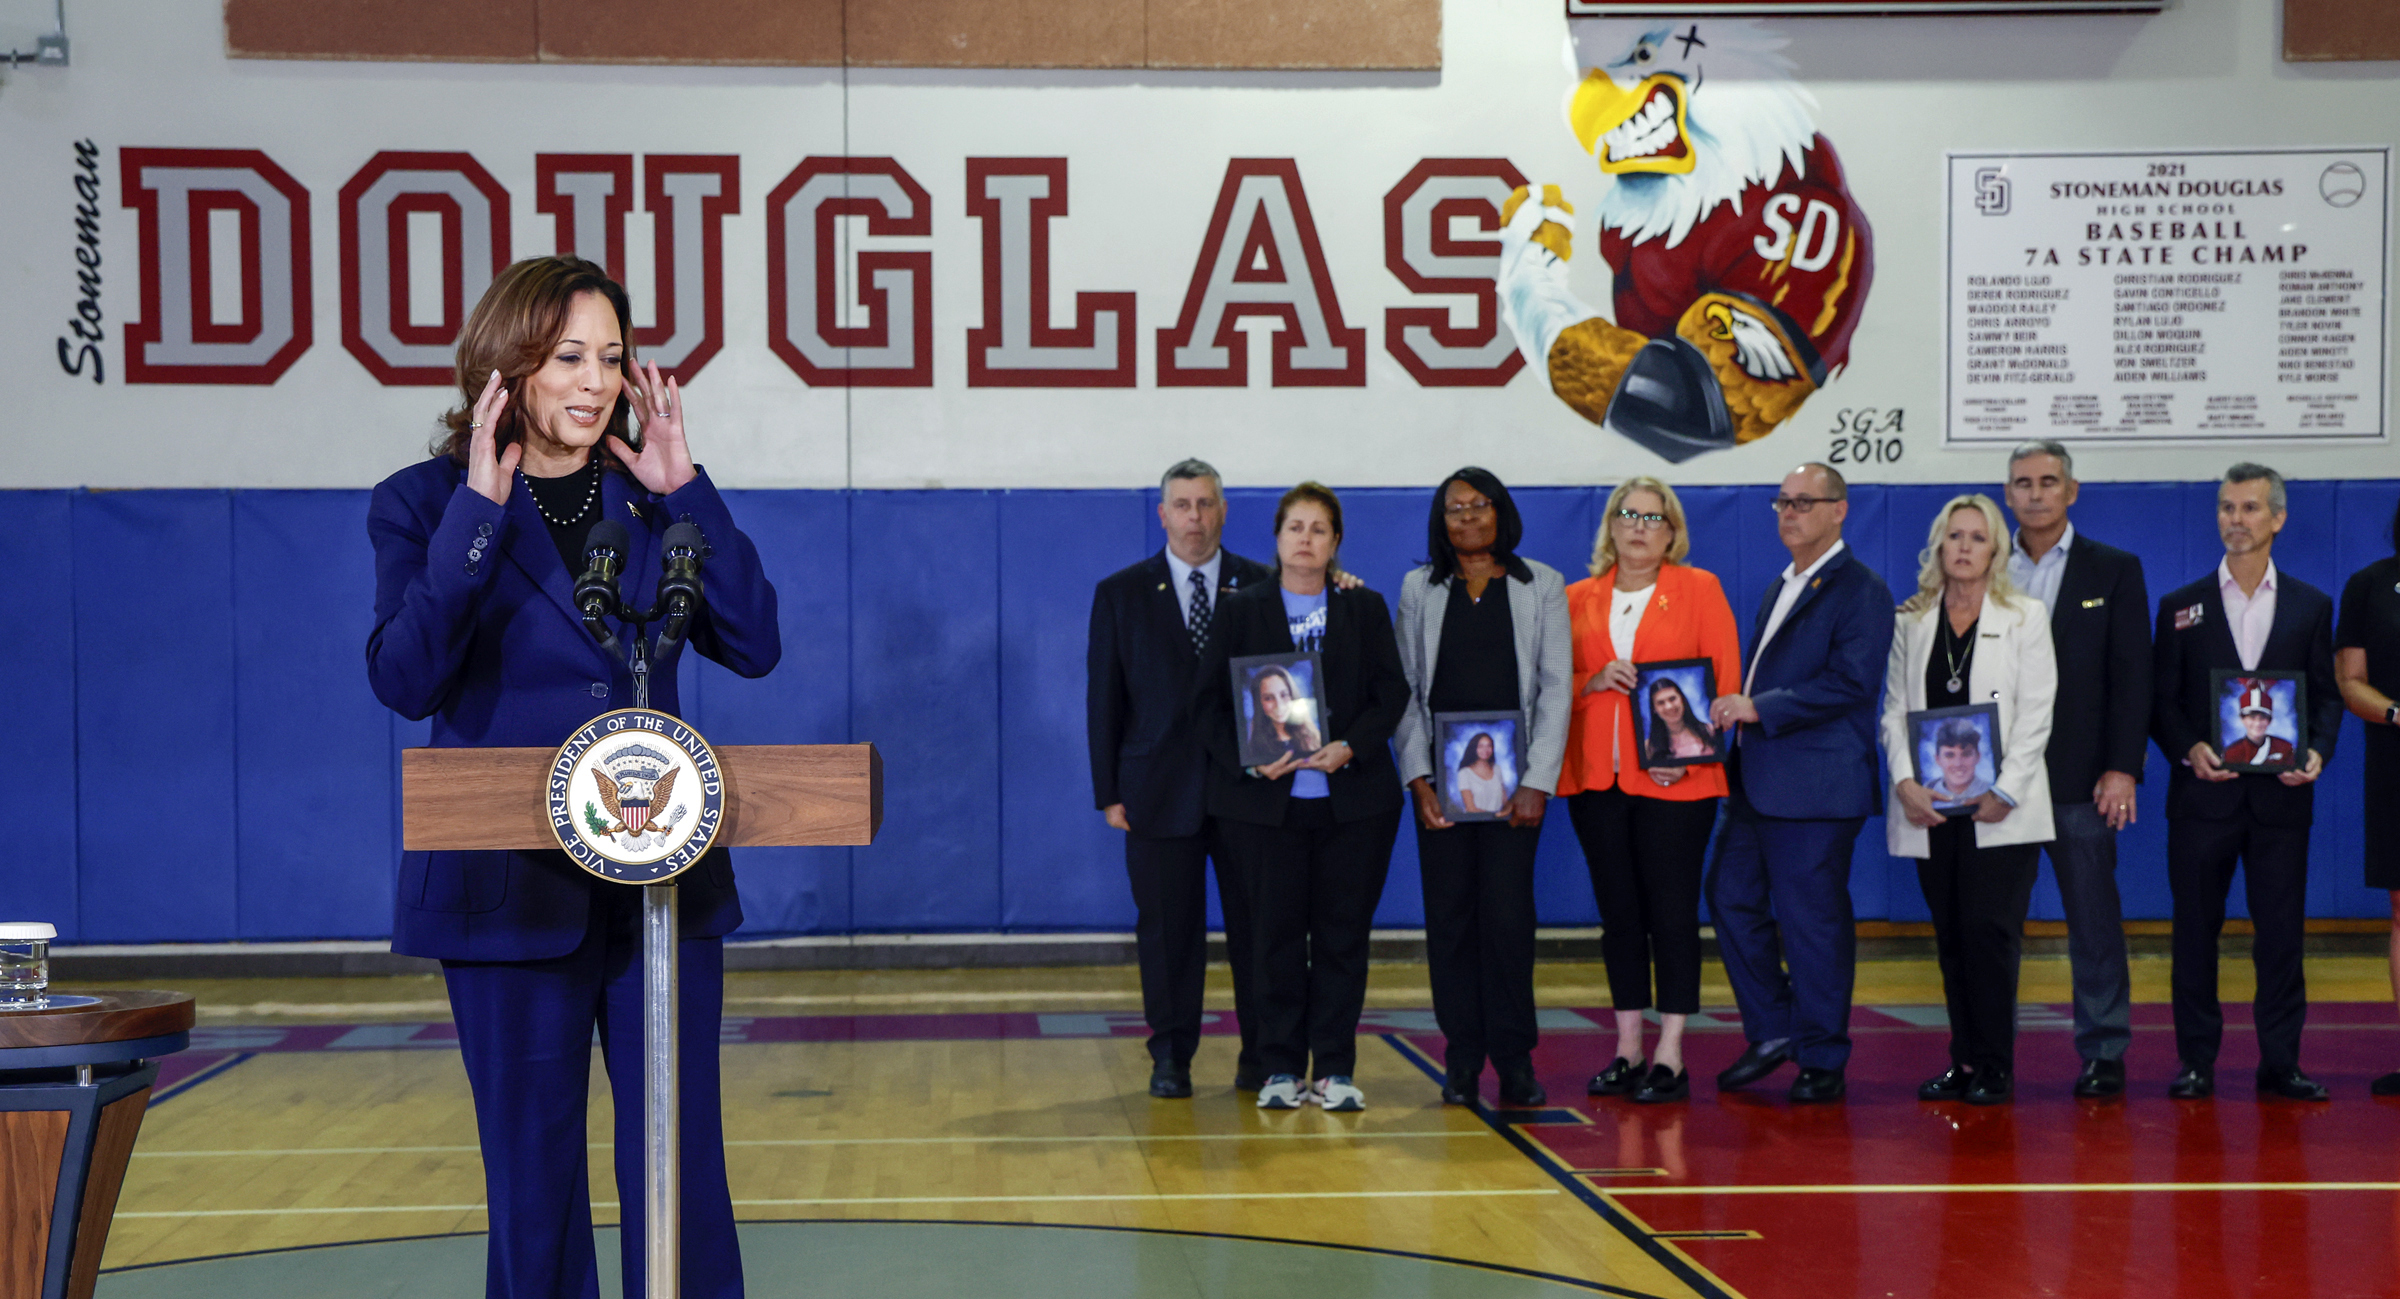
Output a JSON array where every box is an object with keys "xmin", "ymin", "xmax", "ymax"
[{"xmin": 548, "ymin": 708, "xmax": 726, "ymax": 883}]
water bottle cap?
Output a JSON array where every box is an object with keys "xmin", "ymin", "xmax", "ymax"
[{"xmin": 0, "ymin": 923, "xmax": 57, "ymax": 940}]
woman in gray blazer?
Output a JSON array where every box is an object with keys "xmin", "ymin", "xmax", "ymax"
[{"xmin": 1395, "ymin": 468, "xmax": 1573, "ymax": 1107}]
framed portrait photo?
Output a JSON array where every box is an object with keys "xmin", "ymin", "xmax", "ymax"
[
  {"xmin": 1908, "ymin": 703, "xmax": 2002, "ymax": 815},
  {"xmin": 1434, "ymin": 710, "xmax": 1526, "ymax": 822},
  {"xmin": 2211, "ymin": 670, "xmax": 2306, "ymax": 774},
  {"xmin": 1633, "ymin": 659, "xmax": 1724, "ymax": 767},
  {"xmin": 1233, "ymin": 652, "xmax": 1327, "ymax": 769}
]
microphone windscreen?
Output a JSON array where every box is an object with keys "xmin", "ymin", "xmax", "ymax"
[
  {"xmin": 583, "ymin": 518, "xmax": 631, "ymax": 559},
  {"xmin": 662, "ymin": 521, "xmax": 704, "ymax": 556}
]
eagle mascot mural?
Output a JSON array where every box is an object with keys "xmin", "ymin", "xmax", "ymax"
[{"xmin": 1499, "ymin": 19, "xmax": 1874, "ymax": 463}]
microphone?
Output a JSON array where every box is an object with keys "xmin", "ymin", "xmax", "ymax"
[
  {"xmin": 657, "ymin": 521, "xmax": 706, "ymax": 620},
  {"xmin": 575, "ymin": 519, "xmax": 630, "ymax": 622}
]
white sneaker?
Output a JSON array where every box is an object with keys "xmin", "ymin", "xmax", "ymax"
[
  {"xmin": 1314, "ymin": 1076, "xmax": 1366, "ymax": 1111},
  {"xmin": 1257, "ymin": 1074, "xmax": 1305, "ymax": 1109}
]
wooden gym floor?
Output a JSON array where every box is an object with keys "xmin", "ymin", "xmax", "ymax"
[{"xmin": 80, "ymin": 954, "xmax": 2400, "ymax": 1299}]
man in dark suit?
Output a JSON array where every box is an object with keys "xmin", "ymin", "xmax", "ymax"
[
  {"xmin": 2152, "ymin": 461, "xmax": 2340, "ymax": 1102},
  {"xmin": 1706, "ymin": 463, "xmax": 1896, "ymax": 1103},
  {"xmin": 1088, "ymin": 459, "xmax": 1274, "ymax": 1098},
  {"xmin": 2004, "ymin": 440, "xmax": 2150, "ymax": 1098}
]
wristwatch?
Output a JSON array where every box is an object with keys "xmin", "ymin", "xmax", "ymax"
[{"xmin": 2386, "ymin": 704, "xmax": 2398, "ymax": 727}]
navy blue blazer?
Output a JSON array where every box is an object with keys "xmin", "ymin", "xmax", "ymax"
[
  {"xmin": 1734, "ymin": 542, "xmax": 1894, "ymax": 821},
  {"xmin": 367, "ymin": 456, "xmax": 781, "ymax": 962}
]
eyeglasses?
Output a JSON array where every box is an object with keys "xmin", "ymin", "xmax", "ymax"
[
  {"xmin": 1612, "ymin": 508, "xmax": 1670, "ymax": 530},
  {"xmin": 1444, "ymin": 498, "xmax": 1495, "ymax": 517},
  {"xmin": 1770, "ymin": 495, "xmax": 1839, "ymax": 515}
]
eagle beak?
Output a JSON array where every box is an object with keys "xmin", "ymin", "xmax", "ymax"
[{"xmin": 1571, "ymin": 71, "xmax": 1697, "ymax": 177}]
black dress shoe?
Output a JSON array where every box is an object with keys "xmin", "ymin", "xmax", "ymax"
[
  {"xmin": 1441, "ymin": 1081, "xmax": 1476, "ymax": 1105},
  {"xmin": 2256, "ymin": 1065, "xmax": 2330, "ymax": 1101},
  {"xmin": 1965, "ymin": 1067, "xmax": 2013, "ymax": 1106},
  {"xmin": 1632, "ymin": 1064, "xmax": 1690, "ymax": 1104},
  {"xmin": 2168, "ymin": 1065, "xmax": 2214, "ymax": 1100},
  {"xmin": 1149, "ymin": 1062, "xmax": 1193, "ymax": 1099},
  {"xmin": 1234, "ymin": 1065, "xmax": 1267, "ymax": 1092},
  {"xmin": 1716, "ymin": 1040, "xmax": 1793, "ymax": 1091},
  {"xmin": 2372, "ymin": 1070, "xmax": 2400, "ymax": 1097},
  {"xmin": 1917, "ymin": 1065, "xmax": 1974, "ymax": 1101},
  {"xmin": 2073, "ymin": 1059, "xmax": 2126, "ymax": 1098},
  {"xmin": 1497, "ymin": 1060, "xmax": 1548, "ymax": 1107},
  {"xmin": 1789, "ymin": 1067, "xmax": 1846, "ymax": 1104},
  {"xmin": 1587, "ymin": 1056, "xmax": 1645, "ymax": 1097}
]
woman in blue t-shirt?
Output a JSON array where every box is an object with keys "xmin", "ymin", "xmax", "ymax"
[{"xmin": 1198, "ymin": 482, "xmax": 1409, "ymax": 1111}]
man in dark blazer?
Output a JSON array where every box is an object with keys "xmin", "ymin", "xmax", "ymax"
[
  {"xmin": 2004, "ymin": 440, "xmax": 2150, "ymax": 1098},
  {"xmin": 1087, "ymin": 459, "xmax": 1274, "ymax": 1098},
  {"xmin": 2152, "ymin": 461, "xmax": 2340, "ymax": 1102},
  {"xmin": 1706, "ymin": 463, "xmax": 1896, "ymax": 1103}
]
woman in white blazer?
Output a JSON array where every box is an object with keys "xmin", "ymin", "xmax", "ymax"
[{"xmin": 1880, "ymin": 493, "xmax": 2057, "ymax": 1106}]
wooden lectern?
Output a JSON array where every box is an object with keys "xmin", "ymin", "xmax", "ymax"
[
  {"xmin": 402, "ymin": 740, "xmax": 880, "ymax": 1299},
  {"xmin": 402, "ymin": 743, "xmax": 883, "ymax": 852}
]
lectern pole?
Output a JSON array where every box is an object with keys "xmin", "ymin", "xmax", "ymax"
[{"xmin": 643, "ymin": 882, "xmax": 679, "ymax": 1299}]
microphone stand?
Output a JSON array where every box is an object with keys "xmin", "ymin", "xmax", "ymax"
[{"xmin": 577, "ymin": 526, "xmax": 706, "ymax": 1299}]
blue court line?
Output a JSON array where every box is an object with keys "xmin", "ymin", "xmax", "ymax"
[
  {"xmin": 1379, "ymin": 1033, "xmax": 1737, "ymax": 1299},
  {"xmin": 150, "ymin": 1052, "xmax": 256, "ymax": 1107}
]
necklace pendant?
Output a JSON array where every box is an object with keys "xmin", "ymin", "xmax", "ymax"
[{"xmin": 1946, "ymin": 674, "xmax": 1964, "ymax": 693}]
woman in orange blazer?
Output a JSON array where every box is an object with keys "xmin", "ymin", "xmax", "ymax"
[{"xmin": 1562, "ymin": 477, "xmax": 1741, "ymax": 1103}]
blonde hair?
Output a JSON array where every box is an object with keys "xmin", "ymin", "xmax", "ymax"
[
  {"xmin": 1900, "ymin": 494, "xmax": 2023, "ymax": 616},
  {"xmin": 1589, "ymin": 477, "xmax": 1693, "ymax": 576}
]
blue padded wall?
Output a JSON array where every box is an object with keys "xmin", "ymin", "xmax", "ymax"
[{"xmin": 8, "ymin": 478, "xmax": 2397, "ymax": 942}]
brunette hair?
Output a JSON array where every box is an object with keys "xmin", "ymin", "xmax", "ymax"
[
  {"xmin": 432, "ymin": 256, "xmax": 638, "ymax": 469},
  {"xmin": 1274, "ymin": 481, "xmax": 1345, "ymax": 541}
]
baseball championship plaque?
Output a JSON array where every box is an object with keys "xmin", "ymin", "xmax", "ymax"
[{"xmin": 548, "ymin": 708, "xmax": 727, "ymax": 883}]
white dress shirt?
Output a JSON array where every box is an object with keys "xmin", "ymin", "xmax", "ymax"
[
  {"xmin": 1747, "ymin": 540, "xmax": 1847, "ymax": 692},
  {"xmin": 2220, "ymin": 557, "xmax": 2278, "ymax": 671},
  {"xmin": 2008, "ymin": 523, "xmax": 2075, "ymax": 614},
  {"xmin": 1164, "ymin": 548, "xmax": 1224, "ymax": 627}
]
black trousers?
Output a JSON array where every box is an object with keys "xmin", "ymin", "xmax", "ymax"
[
  {"xmin": 1566, "ymin": 787, "xmax": 1719, "ymax": 1017},
  {"xmin": 2167, "ymin": 813, "xmax": 2310, "ymax": 1071},
  {"xmin": 1917, "ymin": 819, "xmax": 2039, "ymax": 1075},
  {"xmin": 1417, "ymin": 817, "xmax": 1541, "ymax": 1077},
  {"xmin": 1125, "ymin": 821, "xmax": 1258, "ymax": 1074},
  {"xmin": 1222, "ymin": 798, "xmax": 1401, "ymax": 1079}
]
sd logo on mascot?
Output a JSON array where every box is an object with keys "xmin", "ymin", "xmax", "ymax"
[{"xmin": 1500, "ymin": 20, "xmax": 1875, "ymax": 462}]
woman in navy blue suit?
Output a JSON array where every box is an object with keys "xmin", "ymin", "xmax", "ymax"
[{"xmin": 367, "ymin": 256, "xmax": 779, "ymax": 1299}]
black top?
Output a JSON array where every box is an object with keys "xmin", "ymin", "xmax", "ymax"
[
  {"xmin": 2152, "ymin": 567, "xmax": 2340, "ymax": 828},
  {"xmin": 1197, "ymin": 582, "xmax": 1410, "ymax": 827},
  {"xmin": 2338, "ymin": 556, "xmax": 2400, "ymax": 776},
  {"xmin": 521, "ymin": 459, "xmax": 606, "ymax": 573},
  {"xmin": 1086, "ymin": 549, "xmax": 1277, "ymax": 840},
  {"xmin": 1427, "ymin": 577, "xmax": 1521, "ymax": 713},
  {"xmin": 2034, "ymin": 532, "xmax": 2152, "ymax": 802},
  {"xmin": 1927, "ymin": 612, "xmax": 1977, "ymax": 709}
]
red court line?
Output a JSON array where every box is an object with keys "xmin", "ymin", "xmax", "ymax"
[{"xmin": 1402, "ymin": 1016, "xmax": 2400, "ymax": 1299}]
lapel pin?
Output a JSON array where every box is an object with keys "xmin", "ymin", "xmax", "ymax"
[{"xmin": 1157, "ymin": 582, "xmax": 1168, "ymax": 591}]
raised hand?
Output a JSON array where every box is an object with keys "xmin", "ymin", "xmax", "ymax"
[
  {"xmin": 613, "ymin": 358, "xmax": 697, "ymax": 496},
  {"xmin": 464, "ymin": 370, "xmax": 519, "ymax": 505}
]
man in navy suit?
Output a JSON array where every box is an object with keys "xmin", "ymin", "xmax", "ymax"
[
  {"xmin": 1088, "ymin": 459, "xmax": 1274, "ymax": 1098},
  {"xmin": 1706, "ymin": 463, "xmax": 1895, "ymax": 1103},
  {"xmin": 2152, "ymin": 462, "xmax": 2340, "ymax": 1102}
]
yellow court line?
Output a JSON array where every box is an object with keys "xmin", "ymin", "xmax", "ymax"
[
  {"xmin": 133, "ymin": 1131, "xmax": 1492, "ymax": 1158},
  {"xmin": 116, "ymin": 1189, "xmax": 1561, "ymax": 1218},
  {"xmin": 1608, "ymin": 1182, "xmax": 2400, "ymax": 1195}
]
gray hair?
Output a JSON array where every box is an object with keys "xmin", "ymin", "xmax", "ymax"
[
  {"xmin": 1793, "ymin": 462, "xmax": 1848, "ymax": 499},
  {"xmin": 1159, "ymin": 458, "xmax": 1222, "ymax": 500},
  {"xmin": 2224, "ymin": 462, "xmax": 2287, "ymax": 514},
  {"xmin": 2008, "ymin": 439, "xmax": 2075, "ymax": 480}
]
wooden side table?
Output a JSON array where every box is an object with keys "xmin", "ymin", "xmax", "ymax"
[{"xmin": 1, "ymin": 991, "xmax": 194, "ymax": 1299}]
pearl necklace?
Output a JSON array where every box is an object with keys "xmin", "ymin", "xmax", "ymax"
[{"xmin": 521, "ymin": 465, "xmax": 599, "ymax": 528}]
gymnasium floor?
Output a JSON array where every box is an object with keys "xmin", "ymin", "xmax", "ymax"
[{"xmin": 83, "ymin": 954, "xmax": 2400, "ymax": 1299}]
